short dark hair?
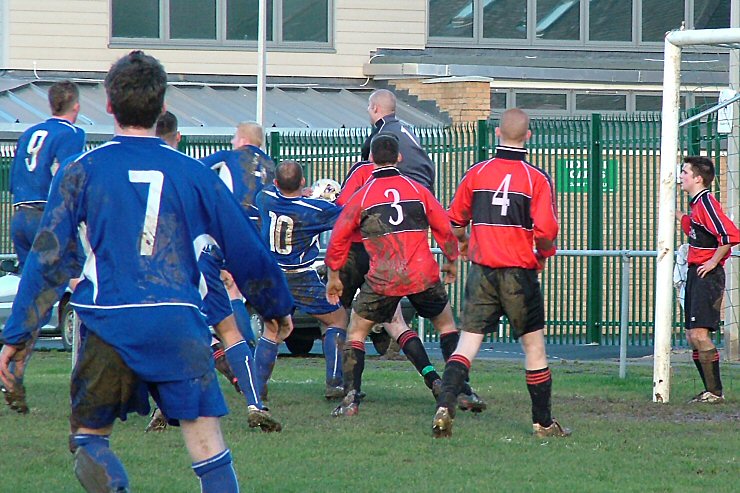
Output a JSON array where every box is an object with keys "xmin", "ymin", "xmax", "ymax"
[
  {"xmin": 276, "ymin": 160, "xmax": 303, "ymax": 192},
  {"xmin": 156, "ymin": 111, "xmax": 178, "ymax": 139},
  {"xmin": 370, "ymin": 132, "xmax": 399, "ymax": 165},
  {"xmin": 48, "ymin": 81, "xmax": 79, "ymax": 116},
  {"xmin": 104, "ymin": 51, "xmax": 167, "ymax": 129},
  {"xmin": 684, "ymin": 156, "xmax": 715, "ymax": 187}
]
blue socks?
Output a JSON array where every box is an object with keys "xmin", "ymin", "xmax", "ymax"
[
  {"xmin": 71, "ymin": 434, "xmax": 129, "ymax": 492},
  {"xmin": 225, "ymin": 340, "xmax": 264, "ymax": 410},
  {"xmin": 254, "ymin": 337, "xmax": 279, "ymax": 398},
  {"xmin": 323, "ymin": 327, "xmax": 346, "ymax": 386},
  {"xmin": 192, "ymin": 449, "xmax": 239, "ymax": 492},
  {"xmin": 231, "ymin": 300, "xmax": 256, "ymax": 349}
]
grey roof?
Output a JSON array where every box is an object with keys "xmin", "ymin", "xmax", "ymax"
[
  {"xmin": 0, "ymin": 77, "xmax": 447, "ymax": 137},
  {"xmin": 370, "ymin": 47, "xmax": 731, "ymax": 86}
]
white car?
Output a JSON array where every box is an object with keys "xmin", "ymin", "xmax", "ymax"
[{"xmin": 0, "ymin": 273, "xmax": 75, "ymax": 351}]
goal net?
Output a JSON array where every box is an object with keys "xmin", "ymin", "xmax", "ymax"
[{"xmin": 655, "ymin": 27, "xmax": 740, "ymax": 403}]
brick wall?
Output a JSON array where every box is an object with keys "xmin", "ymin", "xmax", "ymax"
[{"xmin": 389, "ymin": 77, "xmax": 492, "ymax": 123}]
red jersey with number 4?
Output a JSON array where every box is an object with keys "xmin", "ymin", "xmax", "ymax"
[
  {"xmin": 448, "ymin": 146, "xmax": 558, "ymax": 270},
  {"xmin": 680, "ymin": 188, "xmax": 740, "ymax": 266},
  {"xmin": 326, "ymin": 166, "xmax": 459, "ymax": 296}
]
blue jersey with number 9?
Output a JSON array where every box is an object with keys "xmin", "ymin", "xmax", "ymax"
[{"xmin": 11, "ymin": 117, "xmax": 86, "ymax": 205}]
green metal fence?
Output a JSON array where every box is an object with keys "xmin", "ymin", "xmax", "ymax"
[{"xmin": 0, "ymin": 112, "xmax": 730, "ymax": 346}]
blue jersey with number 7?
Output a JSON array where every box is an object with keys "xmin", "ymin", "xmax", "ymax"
[{"xmin": 3, "ymin": 135, "xmax": 293, "ymax": 381}]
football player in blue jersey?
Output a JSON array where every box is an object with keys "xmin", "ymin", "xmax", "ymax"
[
  {"xmin": 10, "ymin": 80, "xmax": 86, "ymax": 272},
  {"xmin": 0, "ymin": 51, "xmax": 293, "ymax": 493},
  {"xmin": 144, "ymin": 111, "xmax": 279, "ymax": 435},
  {"xmin": 201, "ymin": 121, "xmax": 276, "ymax": 227},
  {"xmin": 255, "ymin": 160, "xmax": 347, "ymax": 400}
]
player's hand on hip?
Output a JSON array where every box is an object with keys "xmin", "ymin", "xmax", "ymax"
[
  {"xmin": 697, "ymin": 260, "xmax": 718, "ymax": 278},
  {"xmin": 441, "ymin": 260, "xmax": 457, "ymax": 284}
]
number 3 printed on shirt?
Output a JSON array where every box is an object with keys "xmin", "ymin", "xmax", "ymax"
[
  {"xmin": 492, "ymin": 174, "xmax": 512, "ymax": 216},
  {"xmin": 129, "ymin": 170, "xmax": 164, "ymax": 256},
  {"xmin": 385, "ymin": 188, "xmax": 403, "ymax": 225}
]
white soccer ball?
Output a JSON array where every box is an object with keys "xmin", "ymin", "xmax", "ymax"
[{"xmin": 310, "ymin": 178, "xmax": 341, "ymax": 202}]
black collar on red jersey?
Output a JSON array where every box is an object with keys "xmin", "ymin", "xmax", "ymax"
[
  {"xmin": 494, "ymin": 145, "xmax": 528, "ymax": 160},
  {"xmin": 690, "ymin": 188, "xmax": 710, "ymax": 205},
  {"xmin": 371, "ymin": 166, "xmax": 401, "ymax": 179}
]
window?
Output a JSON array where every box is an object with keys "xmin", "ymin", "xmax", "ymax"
[
  {"xmin": 515, "ymin": 92, "xmax": 568, "ymax": 111},
  {"xmin": 490, "ymin": 91, "xmax": 508, "ymax": 110},
  {"xmin": 483, "ymin": 0, "xmax": 527, "ymax": 40},
  {"xmin": 536, "ymin": 0, "xmax": 580, "ymax": 40},
  {"xmin": 112, "ymin": 0, "xmax": 159, "ymax": 38},
  {"xmin": 589, "ymin": 0, "xmax": 632, "ymax": 42},
  {"xmin": 111, "ymin": 0, "xmax": 331, "ymax": 47},
  {"xmin": 693, "ymin": 0, "xmax": 729, "ymax": 29},
  {"xmin": 641, "ymin": 0, "xmax": 684, "ymax": 42},
  {"xmin": 429, "ymin": 0, "xmax": 474, "ymax": 38},
  {"xmin": 635, "ymin": 94, "xmax": 662, "ymax": 111},
  {"xmin": 429, "ymin": 1, "xmax": 714, "ymax": 47},
  {"xmin": 576, "ymin": 93, "xmax": 626, "ymax": 111}
]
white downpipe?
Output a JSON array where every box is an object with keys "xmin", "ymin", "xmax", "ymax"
[
  {"xmin": 256, "ymin": 0, "xmax": 267, "ymax": 128},
  {"xmin": 653, "ymin": 38, "xmax": 682, "ymax": 404}
]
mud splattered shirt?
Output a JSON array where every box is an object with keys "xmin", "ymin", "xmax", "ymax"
[
  {"xmin": 201, "ymin": 145, "xmax": 276, "ymax": 224},
  {"xmin": 326, "ymin": 166, "xmax": 458, "ymax": 296},
  {"xmin": 3, "ymin": 135, "xmax": 293, "ymax": 381},
  {"xmin": 681, "ymin": 188, "xmax": 740, "ymax": 266},
  {"xmin": 448, "ymin": 146, "xmax": 558, "ymax": 270},
  {"xmin": 11, "ymin": 117, "xmax": 86, "ymax": 206}
]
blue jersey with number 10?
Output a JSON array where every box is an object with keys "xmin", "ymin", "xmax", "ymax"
[
  {"xmin": 256, "ymin": 185, "xmax": 341, "ymax": 271},
  {"xmin": 11, "ymin": 117, "xmax": 86, "ymax": 205},
  {"xmin": 3, "ymin": 135, "xmax": 293, "ymax": 381}
]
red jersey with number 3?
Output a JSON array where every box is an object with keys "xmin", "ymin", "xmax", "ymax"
[
  {"xmin": 448, "ymin": 146, "xmax": 558, "ymax": 270},
  {"xmin": 680, "ymin": 188, "xmax": 740, "ymax": 266},
  {"xmin": 326, "ymin": 166, "xmax": 459, "ymax": 296}
]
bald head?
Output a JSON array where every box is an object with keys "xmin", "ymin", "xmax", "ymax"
[
  {"xmin": 368, "ymin": 89, "xmax": 397, "ymax": 124},
  {"xmin": 497, "ymin": 108, "xmax": 530, "ymax": 145},
  {"xmin": 275, "ymin": 160, "xmax": 304, "ymax": 193},
  {"xmin": 232, "ymin": 121, "xmax": 265, "ymax": 149}
]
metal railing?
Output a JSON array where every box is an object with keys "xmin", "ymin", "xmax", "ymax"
[{"xmin": 0, "ymin": 111, "xmax": 732, "ymax": 347}]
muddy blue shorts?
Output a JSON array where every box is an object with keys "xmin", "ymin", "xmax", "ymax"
[{"xmin": 70, "ymin": 329, "xmax": 227, "ymax": 430}]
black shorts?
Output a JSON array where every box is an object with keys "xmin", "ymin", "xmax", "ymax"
[
  {"xmin": 338, "ymin": 242, "xmax": 370, "ymax": 309},
  {"xmin": 685, "ymin": 265, "xmax": 724, "ymax": 332},
  {"xmin": 353, "ymin": 281, "xmax": 448, "ymax": 324},
  {"xmin": 461, "ymin": 263, "xmax": 544, "ymax": 339}
]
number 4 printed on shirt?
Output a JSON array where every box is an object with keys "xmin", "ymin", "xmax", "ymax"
[{"xmin": 492, "ymin": 174, "xmax": 512, "ymax": 216}]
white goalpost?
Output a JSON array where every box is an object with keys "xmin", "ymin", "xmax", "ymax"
[{"xmin": 654, "ymin": 26, "xmax": 740, "ymax": 403}]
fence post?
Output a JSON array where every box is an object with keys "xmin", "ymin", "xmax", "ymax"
[
  {"xmin": 587, "ymin": 113, "xmax": 604, "ymax": 344},
  {"xmin": 476, "ymin": 119, "xmax": 489, "ymax": 163},
  {"xmin": 269, "ymin": 130, "xmax": 281, "ymax": 163}
]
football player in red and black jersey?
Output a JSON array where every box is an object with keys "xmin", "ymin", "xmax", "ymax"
[
  {"xmin": 432, "ymin": 108, "xmax": 571, "ymax": 439},
  {"xmin": 676, "ymin": 156, "xmax": 739, "ymax": 403},
  {"xmin": 325, "ymin": 133, "xmax": 460, "ymax": 417}
]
